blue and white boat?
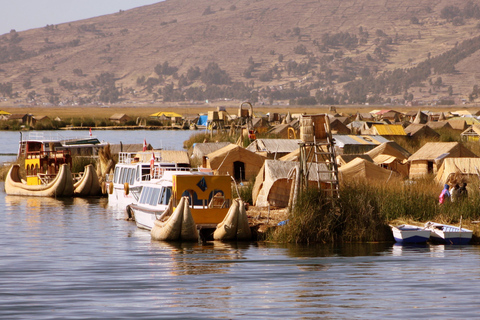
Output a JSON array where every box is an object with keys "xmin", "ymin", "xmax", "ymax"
[
  {"xmin": 425, "ymin": 221, "xmax": 473, "ymax": 245},
  {"xmin": 390, "ymin": 224, "xmax": 431, "ymax": 244}
]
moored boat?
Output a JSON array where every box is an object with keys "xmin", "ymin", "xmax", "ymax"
[
  {"xmin": 425, "ymin": 221, "xmax": 473, "ymax": 245},
  {"xmin": 73, "ymin": 164, "xmax": 102, "ymax": 196},
  {"xmin": 390, "ymin": 224, "xmax": 431, "ymax": 244},
  {"xmin": 128, "ymin": 171, "xmax": 231, "ymax": 234},
  {"xmin": 106, "ymin": 151, "xmax": 191, "ymax": 211},
  {"xmin": 5, "ymin": 163, "xmax": 73, "ymax": 197}
]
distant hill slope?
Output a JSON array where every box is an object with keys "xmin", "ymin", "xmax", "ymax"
[{"xmin": 1, "ymin": 0, "xmax": 480, "ymax": 107}]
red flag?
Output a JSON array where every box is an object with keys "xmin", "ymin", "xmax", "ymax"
[
  {"xmin": 143, "ymin": 138, "xmax": 147, "ymax": 152},
  {"xmin": 89, "ymin": 127, "xmax": 92, "ymax": 137}
]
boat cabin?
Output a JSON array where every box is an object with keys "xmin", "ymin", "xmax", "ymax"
[
  {"xmin": 136, "ymin": 174, "xmax": 232, "ymax": 226},
  {"xmin": 24, "ymin": 140, "xmax": 72, "ymax": 185}
]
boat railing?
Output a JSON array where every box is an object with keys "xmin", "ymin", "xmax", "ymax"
[
  {"xmin": 26, "ymin": 150, "xmax": 71, "ymax": 159},
  {"xmin": 37, "ymin": 173, "xmax": 57, "ymax": 185}
]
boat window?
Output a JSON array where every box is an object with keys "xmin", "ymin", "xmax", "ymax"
[
  {"xmin": 149, "ymin": 188, "xmax": 161, "ymax": 206},
  {"xmin": 139, "ymin": 187, "xmax": 149, "ymax": 204},
  {"xmin": 125, "ymin": 168, "xmax": 133, "ymax": 185},
  {"xmin": 142, "ymin": 166, "xmax": 151, "ymax": 181},
  {"xmin": 129, "ymin": 168, "xmax": 136, "ymax": 185},
  {"xmin": 208, "ymin": 190, "xmax": 227, "ymax": 208},
  {"xmin": 120, "ymin": 168, "xmax": 128, "ymax": 184},
  {"xmin": 159, "ymin": 187, "xmax": 172, "ymax": 205},
  {"xmin": 140, "ymin": 187, "xmax": 153, "ymax": 205},
  {"xmin": 114, "ymin": 168, "xmax": 120, "ymax": 184},
  {"xmin": 181, "ymin": 189, "xmax": 202, "ymax": 207}
]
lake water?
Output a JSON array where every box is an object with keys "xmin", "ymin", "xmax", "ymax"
[
  {"xmin": 2, "ymin": 130, "xmax": 480, "ymax": 318},
  {"xmin": 0, "ymin": 129, "xmax": 203, "ymax": 164},
  {"xmin": 1, "ymin": 188, "xmax": 480, "ymax": 319}
]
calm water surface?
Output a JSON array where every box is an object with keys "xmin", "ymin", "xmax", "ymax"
[
  {"xmin": 2, "ymin": 130, "xmax": 480, "ymax": 318},
  {"xmin": 1, "ymin": 186, "xmax": 480, "ymax": 319}
]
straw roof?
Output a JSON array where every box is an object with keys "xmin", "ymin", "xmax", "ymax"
[
  {"xmin": 108, "ymin": 143, "xmax": 147, "ymax": 154},
  {"xmin": 426, "ymin": 121, "xmax": 452, "ymax": 130},
  {"xmin": 337, "ymin": 154, "xmax": 373, "ymax": 166},
  {"xmin": 134, "ymin": 150, "xmax": 190, "ymax": 165},
  {"xmin": 404, "ymin": 124, "xmax": 440, "ymax": 139},
  {"xmin": 448, "ymin": 119, "xmax": 469, "ymax": 130},
  {"xmin": 246, "ymin": 139, "xmax": 301, "ymax": 154},
  {"xmin": 460, "ymin": 124, "xmax": 480, "ymax": 137},
  {"xmin": 0, "ymin": 110, "xmax": 11, "ymax": 115},
  {"xmin": 191, "ymin": 142, "xmax": 232, "ymax": 159},
  {"xmin": 435, "ymin": 157, "xmax": 480, "ymax": 185},
  {"xmin": 338, "ymin": 157, "xmax": 399, "ymax": 182},
  {"xmin": 366, "ymin": 142, "xmax": 411, "ymax": 162},
  {"xmin": 408, "ymin": 142, "xmax": 477, "ymax": 161},
  {"xmin": 206, "ymin": 144, "xmax": 266, "ymax": 179}
]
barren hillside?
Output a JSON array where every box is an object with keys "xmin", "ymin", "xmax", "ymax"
[{"xmin": 1, "ymin": 0, "xmax": 480, "ymax": 107}]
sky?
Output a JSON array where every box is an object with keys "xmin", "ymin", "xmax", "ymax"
[{"xmin": 1, "ymin": 0, "xmax": 162, "ymax": 35}]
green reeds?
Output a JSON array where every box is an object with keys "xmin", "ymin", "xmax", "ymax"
[{"xmin": 271, "ymin": 177, "xmax": 480, "ymax": 244}]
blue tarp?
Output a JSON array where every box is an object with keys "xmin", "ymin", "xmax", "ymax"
[{"xmin": 197, "ymin": 115, "xmax": 208, "ymax": 126}]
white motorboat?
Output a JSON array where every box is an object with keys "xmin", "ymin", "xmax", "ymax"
[
  {"xmin": 425, "ymin": 221, "xmax": 473, "ymax": 245},
  {"xmin": 390, "ymin": 224, "xmax": 431, "ymax": 244},
  {"xmin": 128, "ymin": 171, "xmax": 231, "ymax": 231}
]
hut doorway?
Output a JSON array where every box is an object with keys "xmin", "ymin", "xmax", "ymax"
[{"xmin": 234, "ymin": 161, "xmax": 245, "ymax": 181}]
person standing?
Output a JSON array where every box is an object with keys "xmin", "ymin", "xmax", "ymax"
[
  {"xmin": 439, "ymin": 184, "xmax": 451, "ymax": 204},
  {"xmin": 451, "ymin": 184, "xmax": 460, "ymax": 202}
]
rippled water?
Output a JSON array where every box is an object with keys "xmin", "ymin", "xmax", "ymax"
[{"xmin": 1, "ymin": 186, "xmax": 480, "ymax": 319}]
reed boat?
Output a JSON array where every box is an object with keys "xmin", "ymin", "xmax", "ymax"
[
  {"xmin": 150, "ymin": 196, "xmax": 199, "ymax": 242},
  {"xmin": 129, "ymin": 171, "xmax": 231, "ymax": 235},
  {"xmin": 5, "ymin": 163, "xmax": 74, "ymax": 197},
  {"xmin": 390, "ymin": 224, "xmax": 431, "ymax": 244},
  {"xmin": 73, "ymin": 164, "xmax": 102, "ymax": 196},
  {"xmin": 425, "ymin": 221, "xmax": 472, "ymax": 245}
]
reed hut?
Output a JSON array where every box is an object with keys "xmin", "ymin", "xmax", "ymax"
[
  {"xmin": 190, "ymin": 142, "xmax": 232, "ymax": 160},
  {"xmin": 426, "ymin": 121, "xmax": 452, "ymax": 131},
  {"xmin": 460, "ymin": 125, "xmax": 480, "ymax": 142},
  {"xmin": 332, "ymin": 134, "xmax": 391, "ymax": 155},
  {"xmin": 366, "ymin": 142, "xmax": 411, "ymax": 178},
  {"xmin": 408, "ymin": 142, "xmax": 478, "ymax": 179},
  {"xmin": 336, "ymin": 154, "xmax": 373, "ymax": 167},
  {"xmin": 435, "ymin": 157, "xmax": 480, "ymax": 185},
  {"xmin": 404, "ymin": 124, "xmax": 440, "ymax": 140},
  {"xmin": 205, "ymin": 144, "xmax": 266, "ymax": 181},
  {"xmin": 338, "ymin": 157, "xmax": 399, "ymax": 182},
  {"xmin": 363, "ymin": 124, "xmax": 406, "ymax": 137},
  {"xmin": 329, "ymin": 118, "xmax": 351, "ymax": 134},
  {"xmin": 109, "ymin": 113, "xmax": 131, "ymax": 124},
  {"xmin": 266, "ymin": 124, "xmax": 293, "ymax": 139},
  {"xmin": 246, "ymin": 139, "xmax": 302, "ymax": 159},
  {"xmin": 252, "ymin": 160, "xmax": 330, "ymax": 207}
]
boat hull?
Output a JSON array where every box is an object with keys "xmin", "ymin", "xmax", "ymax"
[
  {"xmin": 391, "ymin": 225, "xmax": 430, "ymax": 244},
  {"xmin": 425, "ymin": 222, "xmax": 472, "ymax": 245},
  {"xmin": 5, "ymin": 164, "xmax": 74, "ymax": 197},
  {"xmin": 73, "ymin": 164, "xmax": 101, "ymax": 196}
]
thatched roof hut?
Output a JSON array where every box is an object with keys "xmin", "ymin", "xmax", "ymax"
[
  {"xmin": 205, "ymin": 144, "xmax": 266, "ymax": 180},
  {"xmin": 435, "ymin": 157, "xmax": 480, "ymax": 185},
  {"xmin": 404, "ymin": 124, "xmax": 440, "ymax": 140},
  {"xmin": 366, "ymin": 142, "xmax": 411, "ymax": 178},
  {"xmin": 246, "ymin": 139, "xmax": 301, "ymax": 159},
  {"xmin": 338, "ymin": 157, "xmax": 399, "ymax": 182},
  {"xmin": 426, "ymin": 121, "xmax": 452, "ymax": 130},
  {"xmin": 336, "ymin": 154, "xmax": 373, "ymax": 167},
  {"xmin": 252, "ymin": 160, "xmax": 330, "ymax": 207},
  {"xmin": 190, "ymin": 142, "xmax": 232, "ymax": 160},
  {"xmin": 460, "ymin": 125, "xmax": 480, "ymax": 142},
  {"xmin": 135, "ymin": 150, "xmax": 190, "ymax": 166},
  {"xmin": 408, "ymin": 142, "xmax": 477, "ymax": 179}
]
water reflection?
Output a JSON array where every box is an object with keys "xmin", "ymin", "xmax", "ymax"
[{"xmin": 148, "ymin": 241, "xmax": 250, "ymax": 276}]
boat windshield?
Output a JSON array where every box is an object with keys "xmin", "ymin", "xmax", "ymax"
[{"xmin": 159, "ymin": 187, "xmax": 172, "ymax": 205}]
